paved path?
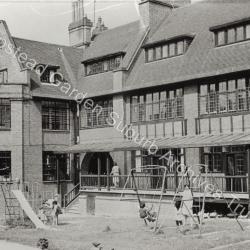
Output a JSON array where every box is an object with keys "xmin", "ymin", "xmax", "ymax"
[{"xmin": 0, "ymin": 240, "xmax": 37, "ymax": 250}]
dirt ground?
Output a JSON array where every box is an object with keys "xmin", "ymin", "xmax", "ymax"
[{"xmin": 0, "ymin": 215, "xmax": 250, "ymax": 250}]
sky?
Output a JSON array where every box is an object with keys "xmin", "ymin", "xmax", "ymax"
[{"xmin": 0, "ymin": 0, "xmax": 200, "ymax": 45}]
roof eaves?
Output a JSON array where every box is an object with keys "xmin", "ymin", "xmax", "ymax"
[
  {"xmin": 210, "ymin": 16, "xmax": 250, "ymax": 31},
  {"xmin": 82, "ymin": 51, "xmax": 126, "ymax": 64},
  {"xmin": 143, "ymin": 33, "xmax": 195, "ymax": 48}
]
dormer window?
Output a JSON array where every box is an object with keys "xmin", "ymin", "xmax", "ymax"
[
  {"xmin": 37, "ymin": 65, "xmax": 60, "ymax": 84},
  {"xmin": 211, "ymin": 19, "xmax": 250, "ymax": 47},
  {"xmin": 84, "ymin": 54, "xmax": 123, "ymax": 76},
  {"xmin": 0, "ymin": 69, "xmax": 8, "ymax": 83},
  {"xmin": 144, "ymin": 36, "xmax": 193, "ymax": 63}
]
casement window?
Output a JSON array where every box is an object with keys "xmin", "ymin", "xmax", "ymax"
[
  {"xmin": 80, "ymin": 99, "xmax": 113, "ymax": 129},
  {"xmin": 130, "ymin": 88, "xmax": 184, "ymax": 123},
  {"xmin": 145, "ymin": 37, "xmax": 193, "ymax": 63},
  {"xmin": 0, "ymin": 151, "xmax": 11, "ymax": 178},
  {"xmin": 0, "ymin": 99, "xmax": 11, "ymax": 129},
  {"xmin": 43, "ymin": 152, "xmax": 71, "ymax": 182},
  {"xmin": 85, "ymin": 55, "xmax": 122, "ymax": 76},
  {"xmin": 203, "ymin": 147, "xmax": 223, "ymax": 173},
  {"xmin": 0, "ymin": 69, "xmax": 8, "ymax": 83},
  {"xmin": 199, "ymin": 77, "xmax": 249, "ymax": 116},
  {"xmin": 202, "ymin": 146, "xmax": 247, "ymax": 175},
  {"xmin": 42, "ymin": 101, "xmax": 69, "ymax": 131},
  {"xmin": 135, "ymin": 149, "xmax": 183, "ymax": 174},
  {"xmin": 39, "ymin": 66, "xmax": 60, "ymax": 85},
  {"xmin": 213, "ymin": 21, "xmax": 250, "ymax": 47}
]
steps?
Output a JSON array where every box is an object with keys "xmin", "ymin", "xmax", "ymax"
[{"xmin": 64, "ymin": 197, "xmax": 80, "ymax": 215}]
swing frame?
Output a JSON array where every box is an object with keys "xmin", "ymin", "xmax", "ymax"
[{"xmin": 120, "ymin": 165, "xmax": 167, "ymax": 232}]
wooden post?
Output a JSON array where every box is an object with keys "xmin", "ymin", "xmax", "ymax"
[
  {"xmin": 97, "ymin": 157, "xmax": 101, "ymax": 191},
  {"xmin": 106, "ymin": 156, "xmax": 110, "ymax": 191},
  {"xmin": 247, "ymin": 149, "xmax": 250, "ymax": 217},
  {"xmin": 57, "ymin": 157, "xmax": 60, "ymax": 195},
  {"xmin": 174, "ymin": 164, "xmax": 178, "ymax": 191}
]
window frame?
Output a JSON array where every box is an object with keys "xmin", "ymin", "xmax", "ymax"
[
  {"xmin": 42, "ymin": 152, "xmax": 71, "ymax": 182},
  {"xmin": 0, "ymin": 99, "xmax": 11, "ymax": 130},
  {"xmin": 0, "ymin": 69, "xmax": 8, "ymax": 84},
  {"xmin": 42, "ymin": 100, "xmax": 70, "ymax": 131},
  {"xmin": 199, "ymin": 76, "xmax": 249, "ymax": 116},
  {"xmin": 0, "ymin": 151, "xmax": 11, "ymax": 178},
  {"xmin": 145, "ymin": 37, "xmax": 193, "ymax": 63},
  {"xmin": 214, "ymin": 22, "xmax": 250, "ymax": 47},
  {"xmin": 130, "ymin": 88, "xmax": 184, "ymax": 124},
  {"xmin": 85, "ymin": 55, "xmax": 122, "ymax": 76},
  {"xmin": 80, "ymin": 99, "xmax": 113, "ymax": 129}
]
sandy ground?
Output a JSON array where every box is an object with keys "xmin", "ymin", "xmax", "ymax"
[
  {"xmin": 0, "ymin": 240, "xmax": 37, "ymax": 250},
  {"xmin": 0, "ymin": 214, "xmax": 250, "ymax": 250}
]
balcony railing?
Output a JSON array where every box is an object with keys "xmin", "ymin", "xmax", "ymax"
[{"xmin": 80, "ymin": 174, "xmax": 248, "ymax": 194}]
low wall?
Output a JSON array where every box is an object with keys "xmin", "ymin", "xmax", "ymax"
[{"xmin": 78, "ymin": 191, "xmax": 175, "ymax": 220}]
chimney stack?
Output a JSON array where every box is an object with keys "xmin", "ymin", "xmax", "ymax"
[
  {"xmin": 139, "ymin": 0, "xmax": 191, "ymax": 28},
  {"xmin": 92, "ymin": 17, "xmax": 108, "ymax": 40},
  {"xmin": 68, "ymin": 0, "xmax": 93, "ymax": 48}
]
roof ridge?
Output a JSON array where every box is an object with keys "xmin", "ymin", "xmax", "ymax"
[
  {"xmin": 94, "ymin": 20, "xmax": 140, "ymax": 36},
  {"xmin": 12, "ymin": 36, "xmax": 83, "ymax": 51}
]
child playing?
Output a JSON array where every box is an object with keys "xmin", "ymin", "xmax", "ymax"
[
  {"xmin": 139, "ymin": 201, "xmax": 157, "ymax": 223},
  {"xmin": 51, "ymin": 200, "xmax": 61, "ymax": 226},
  {"xmin": 174, "ymin": 199, "xmax": 183, "ymax": 231},
  {"xmin": 38, "ymin": 206, "xmax": 48, "ymax": 225}
]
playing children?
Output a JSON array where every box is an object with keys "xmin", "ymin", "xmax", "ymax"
[
  {"xmin": 174, "ymin": 199, "xmax": 183, "ymax": 232},
  {"xmin": 139, "ymin": 201, "xmax": 157, "ymax": 223}
]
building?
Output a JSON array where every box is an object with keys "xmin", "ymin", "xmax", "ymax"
[{"xmin": 1, "ymin": 0, "xmax": 250, "ymax": 217}]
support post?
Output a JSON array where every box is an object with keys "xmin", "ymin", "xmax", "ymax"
[
  {"xmin": 174, "ymin": 165, "xmax": 178, "ymax": 192},
  {"xmin": 106, "ymin": 157, "xmax": 110, "ymax": 191},
  {"xmin": 247, "ymin": 149, "xmax": 250, "ymax": 217},
  {"xmin": 57, "ymin": 157, "xmax": 60, "ymax": 195},
  {"xmin": 97, "ymin": 157, "xmax": 101, "ymax": 191}
]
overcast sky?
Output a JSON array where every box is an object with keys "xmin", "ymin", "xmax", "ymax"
[{"xmin": 0, "ymin": 0, "xmax": 200, "ymax": 45}]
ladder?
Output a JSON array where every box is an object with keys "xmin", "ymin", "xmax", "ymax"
[{"xmin": 0, "ymin": 182, "xmax": 21, "ymax": 223}]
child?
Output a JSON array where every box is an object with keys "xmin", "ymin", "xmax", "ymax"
[
  {"xmin": 38, "ymin": 206, "xmax": 48, "ymax": 225},
  {"xmin": 174, "ymin": 200, "xmax": 183, "ymax": 231},
  {"xmin": 51, "ymin": 200, "xmax": 61, "ymax": 226},
  {"xmin": 139, "ymin": 201, "xmax": 157, "ymax": 223}
]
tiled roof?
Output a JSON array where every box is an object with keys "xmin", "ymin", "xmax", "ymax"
[
  {"xmin": 82, "ymin": 21, "xmax": 142, "ymax": 63},
  {"xmin": 125, "ymin": 1, "xmax": 250, "ymax": 91},
  {"xmin": 13, "ymin": 37, "xmax": 83, "ymax": 99},
  {"xmin": 77, "ymin": 21, "xmax": 148, "ymax": 97}
]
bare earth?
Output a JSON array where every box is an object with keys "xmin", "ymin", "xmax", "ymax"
[{"xmin": 0, "ymin": 215, "xmax": 250, "ymax": 250}]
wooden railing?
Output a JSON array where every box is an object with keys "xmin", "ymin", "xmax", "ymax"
[
  {"xmin": 64, "ymin": 183, "xmax": 80, "ymax": 208},
  {"xmin": 80, "ymin": 174, "xmax": 248, "ymax": 194}
]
